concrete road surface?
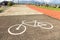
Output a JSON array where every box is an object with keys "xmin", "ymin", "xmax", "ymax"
[
  {"xmin": 0, "ymin": 14, "xmax": 60, "ymax": 40},
  {"xmin": 0, "ymin": 5, "xmax": 43, "ymax": 16}
]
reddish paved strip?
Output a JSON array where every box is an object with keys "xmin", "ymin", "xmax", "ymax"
[{"xmin": 27, "ymin": 5, "xmax": 60, "ymax": 20}]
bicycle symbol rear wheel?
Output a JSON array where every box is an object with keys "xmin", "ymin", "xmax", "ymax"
[{"xmin": 8, "ymin": 24, "xmax": 26, "ymax": 35}]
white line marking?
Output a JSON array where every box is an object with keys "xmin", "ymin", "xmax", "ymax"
[{"xmin": 8, "ymin": 20, "xmax": 54, "ymax": 35}]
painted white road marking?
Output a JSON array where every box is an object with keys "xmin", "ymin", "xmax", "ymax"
[{"xmin": 8, "ymin": 20, "xmax": 53, "ymax": 35}]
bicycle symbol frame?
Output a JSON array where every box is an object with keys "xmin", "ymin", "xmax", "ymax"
[{"xmin": 8, "ymin": 20, "xmax": 54, "ymax": 35}]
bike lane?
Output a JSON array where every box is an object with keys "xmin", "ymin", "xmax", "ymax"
[
  {"xmin": 0, "ymin": 14, "xmax": 60, "ymax": 40},
  {"xmin": 0, "ymin": 5, "xmax": 60, "ymax": 40}
]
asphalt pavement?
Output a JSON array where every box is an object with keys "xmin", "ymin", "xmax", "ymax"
[{"xmin": 0, "ymin": 14, "xmax": 60, "ymax": 40}]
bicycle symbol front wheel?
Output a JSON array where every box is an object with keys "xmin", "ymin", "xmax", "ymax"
[
  {"xmin": 38, "ymin": 22, "xmax": 53, "ymax": 29},
  {"xmin": 8, "ymin": 24, "xmax": 26, "ymax": 35}
]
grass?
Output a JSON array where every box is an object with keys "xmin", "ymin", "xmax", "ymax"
[
  {"xmin": 0, "ymin": 7, "xmax": 4, "ymax": 13},
  {"xmin": 0, "ymin": 6, "xmax": 10, "ymax": 13},
  {"xmin": 37, "ymin": 6, "xmax": 60, "ymax": 11}
]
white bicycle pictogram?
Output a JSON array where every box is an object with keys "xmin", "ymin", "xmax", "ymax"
[{"xmin": 8, "ymin": 20, "xmax": 53, "ymax": 35}]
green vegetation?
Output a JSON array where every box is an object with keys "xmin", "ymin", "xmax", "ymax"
[
  {"xmin": 0, "ymin": 1, "xmax": 14, "ymax": 13},
  {"xmin": 0, "ymin": 7, "xmax": 4, "ymax": 13},
  {"xmin": 38, "ymin": 6, "xmax": 60, "ymax": 11},
  {"xmin": 8, "ymin": 1, "xmax": 14, "ymax": 6},
  {"xmin": 0, "ymin": 6, "xmax": 9, "ymax": 13}
]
